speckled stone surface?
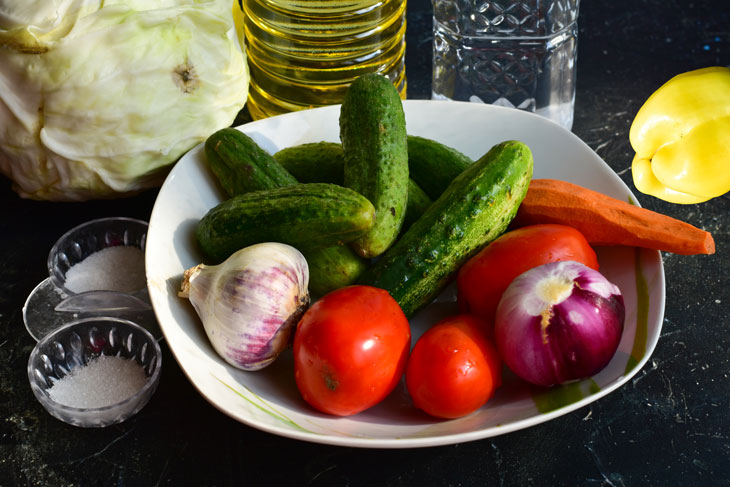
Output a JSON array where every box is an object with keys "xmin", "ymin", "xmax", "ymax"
[{"xmin": 1, "ymin": 0, "xmax": 729, "ymax": 485}]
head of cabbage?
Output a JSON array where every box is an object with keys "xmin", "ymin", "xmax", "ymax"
[{"xmin": 0, "ymin": 0, "xmax": 249, "ymax": 201}]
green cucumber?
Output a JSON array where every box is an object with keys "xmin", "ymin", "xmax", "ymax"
[
  {"xmin": 273, "ymin": 142, "xmax": 344, "ymax": 184},
  {"xmin": 340, "ymin": 73, "xmax": 409, "ymax": 258},
  {"xmin": 302, "ymin": 246, "xmax": 368, "ymax": 297},
  {"xmin": 273, "ymin": 141, "xmax": 432, "ymax": 230},
  {"xmin": 407, "ymin": 135, "xmax": 473, "ymax": 200},
  {"xmin": 273, "ymin": 136, "xmax": 469, "ymax": 195},
  {"xmin": 203, "ymin": 133, "xmax": 368, "ymax": 295},
  {"xmin": 205, "ymin": 127, "xmax": 297, "ymax": 196},
  {"xmin": 403, "ymin": 179, "xmax": 432, "ymax": 230},
  {"xmin": 357, "ymin": 140, "xmax": 533, "ymax": 318},
  {"xmin": 196, "ymin": 183, "xmax": 376, "ymax": 263}
]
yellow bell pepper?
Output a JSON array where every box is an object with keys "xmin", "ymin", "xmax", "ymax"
[{"xmin": 630, "ymin": 66, "xmax": 730, "ymax": 204}]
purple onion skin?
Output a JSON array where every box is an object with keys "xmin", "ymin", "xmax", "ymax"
[{"xmin": 495, "ymin": 260, "xmax": 625, "ymax": 387}]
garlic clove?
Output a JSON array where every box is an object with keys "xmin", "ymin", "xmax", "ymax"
[{"xmin": 179, "ymin": 242, "xmax": 310, "ymax": 371}]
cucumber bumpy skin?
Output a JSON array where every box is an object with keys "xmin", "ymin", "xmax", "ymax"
[
  {"xmin": 340, "ymin": 74, "xmax": 409, "ymax": 258},
  {"xmin": 402, "ymin": 179, "xmax": 432, "ymax": 231},
  {"xmin": 302, "ymin": 246, "xmax": 368, "ymax": 298},
  {"xmin": 273, "ymin": 141, "xmax": 432, "ymax": 231},
  {"xmin": 273, "ymin": 141, "xmax": 345, "ymax": 184},
  {"xmin": 407, "ymin": 135, "xmax": 474, "ymax": 200},
  {"xmin": 196, "ymin": 183, "xmax": 376, "ymax": 263},
  {"xmin": 273, "ymin": 136, "xmax": 467, "ymax": 197},
  {"xmin": 357, "ymin": 140, "xmax": 534, "ymax": 318},
  {"xmin": 204, "ymin": 133, "xmax": 368, "ymax": 296},
  {"xmin": 205, "ymin": 128, "xmax": 297, "ymax": 196}
]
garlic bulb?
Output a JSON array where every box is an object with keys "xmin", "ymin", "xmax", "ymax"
[{"xmin": 179, "ymin": 242, "xmax": 309, "ymax": 371}]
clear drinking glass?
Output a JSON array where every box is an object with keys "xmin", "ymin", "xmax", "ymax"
[{"xmin": 431, "ymin": 0, "xmax": 580, "ymax": 130}]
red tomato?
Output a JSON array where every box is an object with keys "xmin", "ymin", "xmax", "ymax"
[
  {"xmin": 406, "ymin": 315, "xmax": 501, "ymax": 419},
  {"xmin": 293, "ymin": 285, "xmax": 411, "ymax": 417},
  {"xmin": 457, "ymin": 224, "xmax": 598, "ymax": 326}
]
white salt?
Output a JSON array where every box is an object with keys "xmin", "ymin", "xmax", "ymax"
[
  {"xmin": 64, "ymin": 246, "xmax": 145, "ymax": 293},
  {"xmin": 48, "ymin": 355, "xmax": 148, "ymax": 408}
]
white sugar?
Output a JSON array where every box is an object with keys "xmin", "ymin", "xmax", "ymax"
[
  {"xmin": 64, "ymin": 246, "xmax": 145, "ymax": 293},
  {"xmin": 48, "ymin": 355, "xmax": 148, "ymax": 408}
]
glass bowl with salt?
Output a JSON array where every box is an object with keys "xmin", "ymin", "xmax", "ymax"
[
  {"xmin": 23, "ymin": 217, "xmax": 157, "ymax": 341},
  {"xmin": 28, "ymin": 316, "xmax": 162, "ymax": 427}
]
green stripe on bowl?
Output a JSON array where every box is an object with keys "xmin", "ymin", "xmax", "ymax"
[
  {"xmin": 532, "ymin": 379, "xmax": 600, "ymax": 414},
  {"xmin": 625, "ymin": 247, "xmax": 650, "ymax": 374},
  {"xmin": 214, "ymin": 374, "xmax": 314, "ymax": 434}
]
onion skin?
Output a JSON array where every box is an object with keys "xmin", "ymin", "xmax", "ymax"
[{"xmin": 495, "ymin": 260, "xmax": 625, "ymax": 387}]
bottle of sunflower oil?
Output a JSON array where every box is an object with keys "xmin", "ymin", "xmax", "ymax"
[{"xmin": 240, "ymin": 0, "xmax": 407, "ymax": 119}]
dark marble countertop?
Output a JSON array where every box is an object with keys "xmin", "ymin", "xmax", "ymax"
[{"xmin": 1, "ymin": 0, "xmax": 728, "ymax": 485}]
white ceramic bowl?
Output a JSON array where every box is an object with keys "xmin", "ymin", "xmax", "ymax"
[{"xmin": 146, "ymin": 100, "xmax": 665, "ymax": 448}]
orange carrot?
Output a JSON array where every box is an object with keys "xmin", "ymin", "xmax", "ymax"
[{"xmin": 512, "ymin": 179, "xmax": 715, "ymax": 255}]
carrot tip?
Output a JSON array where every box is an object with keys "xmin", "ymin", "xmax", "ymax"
[{"xmin": 703, "ymin": 233, "xmax": 716, "ymax": 255}]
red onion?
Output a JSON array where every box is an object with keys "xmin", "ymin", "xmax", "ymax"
[{"xmin": 494, "ymin": 260, "xmax": 625, "ymax": 387}]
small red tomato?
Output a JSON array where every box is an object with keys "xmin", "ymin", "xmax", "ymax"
[
  {"xmin": 406, "ymin": 315, "xmax": 501, "ymax": 419},
  {"xmin": 457, "ymin": 224, "xmax": 599, "ymax": 326},
  {"xmin": 293, "ymin": 285, "xmax": 411, "ymax": 417}
]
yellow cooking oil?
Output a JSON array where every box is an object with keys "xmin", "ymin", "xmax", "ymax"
[{"xmin": 241, "ymin": 0, "xmax": 407, "ymax": 119}]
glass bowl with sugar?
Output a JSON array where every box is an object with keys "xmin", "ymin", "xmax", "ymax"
[
  {"xmin": 48, "ymin": 217, "xmax": 147, "ymax": 296},
  {"xmin": 23, "ymin": 217, "xmax": 157, "ymax": 341},
  {"xmin": 28, "ymin": 317, "xmax": 162, "ymax": 428}
]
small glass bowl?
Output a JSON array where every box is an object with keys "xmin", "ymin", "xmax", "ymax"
[
  {"xmin": 24, "ymin": 217, "xmax": 155, "ymax": 341},
  {"xmin": 48, "ymin": 216, "xmax": 148, "ymax": 296},
  {"xmin": 27, "ymin": 317, "xmax": 162, "ymax": 428}
]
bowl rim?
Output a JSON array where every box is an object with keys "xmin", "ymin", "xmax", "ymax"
[
  {"xmin": 145, "ymin": 100, "xmax": 667, "ymax": 448},
  {"xmin": 27, "ymin": 316, "xmax": 162, "ymax": 414},
  {"xmin": 47, "ymin": 216, "xmax": 149, "ymax": 295}
]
